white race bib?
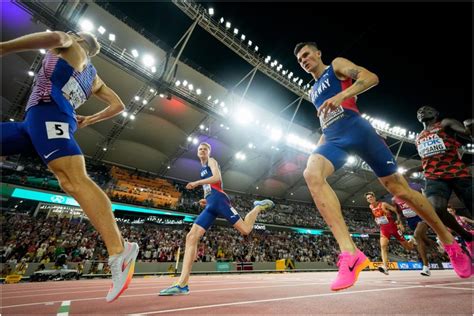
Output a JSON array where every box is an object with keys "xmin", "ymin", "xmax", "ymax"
[
  {"xmin": 319, "ymin": 105, "xmax": 344, "ymax": 129},
  {"xmin": 203, "ymin": 184, "xmax": 211, "ymax": 197},
  {"xmin": 375, "ymin": 216, "xmax": 389, "ymax": 225},
  {"xmin": 417, "ymin": 134, "xmax": 447, "ymax": 158},
  {"xmin": 62, "ymin": 77, "xmax": 87, "ymax": 109},
  {"xmin": 402, "ymin": 208, "xmax": 417, "ymax": 218},
  {"xmin": 45, "ymin": 121, "xmax": 70, "ymax": 139}
]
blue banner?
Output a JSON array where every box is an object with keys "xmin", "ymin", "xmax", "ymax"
[{"xmin": 397, "ymin": 262, "xmax": 423, "ymax": 270}]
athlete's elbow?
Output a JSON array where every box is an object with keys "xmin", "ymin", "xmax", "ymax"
[
  {"xmin": 371, "ymin": 73, "xmax": 379, "ymax": 86},
  {"xmin": 51, "ymin": 31, "xmax": 72, "ymax": 48}
]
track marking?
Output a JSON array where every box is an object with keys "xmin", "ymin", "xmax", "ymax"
[
  {"xmin": 425, "ymin": 285, "xmax": 473, "ymax": 291},
  {"xmin": 56, "ymin": 300, "xmax": 71, "ymax": 316}
]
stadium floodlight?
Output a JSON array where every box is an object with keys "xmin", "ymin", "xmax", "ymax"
[
  {"xmin": 108, "ymin": 33, "xmax": 116, "ymax": 41},
  {"xmin": 222, "ymin": 107, "xmax": 228, "ymax": 114},
  {"xmin": 167, "ymin": 166, "xmax": 171, "ymax": 169},
  {"xmin": 131, "ymin": 49, "xmax": 139, "ymax": 58},
  {"xmin": 39, "ymin": 49, "xmax": 46, "ymax": 54},
  {"xmin": 208, "ymin": 8, "xmax": 214, "ymax": 16},
  {"xmin": 220, "ymin": 102, "xmax": 225, "ymax": 107},
  {"xmin": 103, "ymin": 147, "xmax": 107, "ymax": 151},
  {"xmin": 192, "ymin": 138, "xmax": 199, "ymax": 145},
  {"xmin": 142, "ymin": 54, "xmax": 155, "ymax": 67},
  {"xmin": 220, "ymin": 17, "xmax": 224, "ymax": 23},
  {"xmin": 397, "ymin": 167, "xmax": 407, "ymax": 174},
  {"xmin": 98, "ymin": 26, "xmax": 106, "ymax": 34},
  {"xmin": 346, "ymin": 156, "xmax": 357, "ymax": 165},
  {"xmin": 159, "ymin": 94, "xmax": 165, "ymax": 98},
  {"xmin": 134, "ymin": 96, "xmax": 140, "ymax": 101},
  {"xmin": 188, "ymin": 84, "xmax": 194, "ymax": 91},
  {"xmin": 149, "ymin": 88, "xmax": 155, "ymax": 93},
  {"xmin": 225, "ymin": 21, "xmax": 231, "ymax": 29},
  {"xmin": 220, "ymin": 124, "xmax": 224, "ymax": 128},
  {"xmin": 182, "ymin": 80, "xmax": 188, "ymax": 87},
  {"xmin": 151, "ymin": 66, "xmax": 156, "ymax": 73},
  {"xmin": 235, "ymin": 108, "xmax": 254, "ymax": 125},
  {"xmin": 187, "ymin": 136, "xmax": 192, "ymax": 142},
  {"xmin": 254, "ymin": 46, "xmax": 259, "ymax": 52},
  {"xmin": 196, "ymin": 88, "xmax": 202, "ymax": 95},
  {"xmin": 175, "ymin": 80, "xmax": 181, "ymax": 86},
  {"xmin": 79, "ymin": 19, "xmax": 94, "ymax": 32},
  {"xmin": 248, "ymin": 40, "xmax": 252, "ymax": 46},
  {"xmin": 270, "ymin": 128, "xmax": 282, "ymax": 141},
  {"xmin": 288, "ymin": 72, "xmax": 293, "ymax": 79},
  {"xmin": 122, "ymin": 112, "xmax": 128, "ymax": 118},
  {"xmin": 233, "ymin": 28, "xmax": 239, "ymax": 35},
  {"xmin": 241, "ymin": 34, "xmax": 246, "ymax": 41},
  {"xmin": 207, "ymin": 95, "xmax": 212, "ymax": 100},
  {"xmin": 199, "ymin": 124, "xmax": 205, "ymax": 130},
  {"xmin": 142, "ymin": 100, "xmax": 148, "ymax": 105},
  {"xmin": 214, "ymin": 99, "xmax": 219, "ymax": 104},
  {"xmin": 256, "ymin": 186, "xmax": 259, "ymax": 190},
  {"xmin": 248, "ymin": 143, "xmax": 255, "ymax": 149},
  {"xmin": 9, "ymin": 118, "xmax": 14, "ymax": 122},
  {"xmin": 130, "ymin": 114, "xmax": 136, "ymax": 120},
  {"xmin": 27, "ymin": 71, "xmax": 34, "ymax": 77}
]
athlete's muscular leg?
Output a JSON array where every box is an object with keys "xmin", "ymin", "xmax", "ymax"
[
  {"xmin": 304, "ymin": 154, "xmax": 356, "ymax": 253},
  {"xmin": 48, "ymin": 155, "xmax": 124, "ymax": 255},
  {"xmin": 380, "ymin": 236, "xmax": 389, "ymax": 267},
  {"xmin": 178, "ymin": 224, "xmax": 205, "ymax": 286},
  {"xmin": 414, "ymin": 222, "xmax": 430, "ymax": 266},
  {"xmin": 400, "ymin": 239, "xmax": 415, "ymax": 251},
  {"xmin": 234, "ymin": 205, "xmax": 266, "ymax": 236},
  {"xmin": 428, "ymin": 195, "xmax": 473, "ymax": 242},
  {"xmin": 379, "ymin": 173, "xmax": 455, "ymax": 245}
]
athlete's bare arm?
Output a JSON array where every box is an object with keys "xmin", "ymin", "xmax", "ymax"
[
  {"xmin": 0, "ymin": 31, "xmax": 73, "ymax": 56},
  {"xmin": 441, "ymin": 118, "xmax": 471, "ymax": 137},
  {"xmin": 382, "ymin": 202, "xmax": 402, "ymax": 224},
  {"xmin": 317, "ymin": 57, "xmax": 379, "ymax": 118},
  {"xmin": 76, "ymin": 76, "xmax": 125, "ymax": 128},
  {"xmin": 459, "ymin": 216, "xmax": 474, "ymax": 224}
]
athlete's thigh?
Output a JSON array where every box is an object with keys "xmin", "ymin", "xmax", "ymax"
[
  {"xmin": 0, "ymin": 122, "xmax": 35, "ymax": 156},
  {"xmin": 310, "ymin": 141, "xmax": 346, "ymax": 175},
  {"xmin": 451, "ymin": 178, "xmax": 473, "ymax": 213},
  {"xmin": 193, "ymin": 205, "xmax": 217, "ymax": 231},
  {"xmin": 25, "ymin": 105, "xmax": 82, "ymax": 165}
]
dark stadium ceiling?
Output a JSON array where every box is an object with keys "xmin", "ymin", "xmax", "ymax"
[{"xmin": 1, "ymin": 1, "xmax": 469, "ymax": 208}]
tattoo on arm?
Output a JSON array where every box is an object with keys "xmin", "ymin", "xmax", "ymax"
[{"xmin": 347, "ymin": 68, "xmax": 360, "ymax": 79}]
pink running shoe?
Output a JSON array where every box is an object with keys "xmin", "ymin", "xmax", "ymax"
[
  {"xmin": 331, "ymin": 249, "xmax": 370, "ymax": 291},
  {"xmin": 443, "ymin": 242, "xmax": 471, "ymax": 278}
]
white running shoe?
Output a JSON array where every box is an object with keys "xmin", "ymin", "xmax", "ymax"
[
  {"xmin": 420, "ymin": 265, "xmax": 431, "ymax": 276},
  {"xmin": 106, "ymin": 242, "xmax": 139, "ymax": 303},
  {"xmin": 378, "ymin": 265, "xmax": 389, "ymax": 275}
]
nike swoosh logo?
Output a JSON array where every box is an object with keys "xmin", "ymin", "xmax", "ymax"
[
  {"xmin": 348, "ymin": 258, "xmax": 359, "ymax": 272},
  {"xmin": 44, "ymin": 149, "xmax": 60, "ymax": 159}
]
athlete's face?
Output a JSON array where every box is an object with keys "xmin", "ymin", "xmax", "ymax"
[
  {"xmin": 365, "ymin": 194, "xmax": 376, "ymax": 204},
  {"xmin": 417, "ymin": 106, "xmax": 439, "ymax": 123},
  {"xmin": 197, "ymin": 145, "xmax": 210, "ymax": 159},
  {"xmin": 296, "ymin": 46, "xmax": 321, "ymax": 73},
  {"xmin": 447, "ymin": 207, "xmax": 456, "ymax": 215}
]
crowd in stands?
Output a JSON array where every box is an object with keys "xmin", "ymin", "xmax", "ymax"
[{"xmin": 1, "ymin": 211, "xmax": 449, "ymax": 275}]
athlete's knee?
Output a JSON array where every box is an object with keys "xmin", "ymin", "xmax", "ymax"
[
  {"xmin": 54, "ymin": 171, "xmax": 91, "ymax": 194},
  {"xmin": 303, "ymin": 167, "xmax": 326, "ymax": 188},
  {"xmin": 186, "ymin": 230, "xmax": 201, "ymax": 244},
  {"xmin": 414, "ymin": 229, "xmax": 424, "ymax": 241}
]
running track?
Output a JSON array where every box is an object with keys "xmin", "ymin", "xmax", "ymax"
[{"xmin": 1, "ymin": 270, "xmax": 472, "ymax": 315}]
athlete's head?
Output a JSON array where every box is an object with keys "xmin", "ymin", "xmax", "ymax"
[
  {"xmin": 198, "ymin": 142, "xmax": 211, "ymax": 160},
  {"xmin": 365, "ymin": 191, "xmax": 376, "ymax": 204},
  {"xmin": 294, "ymin": 42, "xmax": 321, "ymax": 73},
  {"xmin": 447, "ymin": 205, "xmax": 456, "ymax": 215},
  {"xmin": 416, "ymin": 106, "xmax": 439, "ymax": 123},
  {"xmin": 69, "ymin": 31, "xmax": 100, "ymax": 57}
]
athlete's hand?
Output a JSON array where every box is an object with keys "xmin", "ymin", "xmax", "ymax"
[
  {"xmin": 463, "ymin": 118, "xmax": 473, "ymax": 136},
  {"xmin": 397, "ymin": 224, "xmax": 405, "ymax": 233},
  {"xmin": 186, "ymin": 181, "xmax": 199, "ymax": 190},
  {"xmin": 199, "ymin": 199, "xmax": 207, "ymax": 208},
  {"xmin": 77, "ymin": 115, "xmax": 93, "ymax": 128},
  {"xmin": 317, "ymin": 94, "xmax": 345, "ymax": 119}
]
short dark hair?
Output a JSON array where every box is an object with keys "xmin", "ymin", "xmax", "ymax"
[
  {"xmin": 365, "ymin": 192, "xmax": 375, "ymax": 198},
  {"xmin": 294, "ymin": 42, "xmax": 319, "ymax": 56}
]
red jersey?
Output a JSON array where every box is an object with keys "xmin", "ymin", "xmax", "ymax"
[
  {"xmin": 416, "ymin": 122, "xmax": 470, "ymax": 179},
  {"xmin": 370, "ymin": 202, "xmax": 395, "ymax": 226}
]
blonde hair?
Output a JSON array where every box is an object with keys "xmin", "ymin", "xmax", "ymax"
[
  {"xmin": 199, "ymin": 142, "xmax": 211, "ymax": 151},
  {"xmin": 77, "ymin": 31, "xmax": 100, "ymax": 57}
]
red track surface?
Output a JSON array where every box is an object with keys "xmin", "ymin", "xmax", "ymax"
[{"xmin": 1, "ymin": 270, "xmax": 473, "ymax": 315}]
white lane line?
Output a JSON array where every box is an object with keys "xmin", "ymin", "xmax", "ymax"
[{"xmin": 129, "ymin": 285, "xmax": 426, "ymax": 315}]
